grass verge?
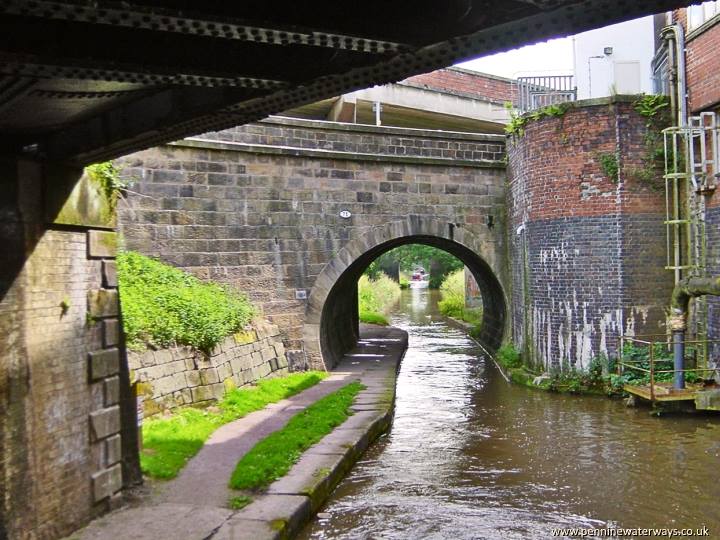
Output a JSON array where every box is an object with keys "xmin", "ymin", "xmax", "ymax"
[
  {"xmin": 358, "ymin": 273, "xmax": 399, "ymax": 326},
  {"xmin": 359, "ymin": 309, "xmax": 389, "ymax": 325},
  {"xmin": 141, "ymin": 371, "xmax": 328, "ymax": 479},
  {"xmin": 117, "ymin": 251, "xmax": 254, "ymax": 352},
  {"xmin": 229, "ymin": 381, "xmax": 364, "ymax": 490}
]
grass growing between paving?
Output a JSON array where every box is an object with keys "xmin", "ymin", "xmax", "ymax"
[
  {"xmin": 140, "ymin": 372, "xmax": 328, "ymax": 479},
  {"xmin": 228, "ymin": 495, "xmax": 253, "ymax": 510},
  {"xmin": 229, "ymin": 381, "xmax": 364, "ymax": 490}
]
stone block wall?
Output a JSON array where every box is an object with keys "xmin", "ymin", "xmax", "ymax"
[
  {"xmin": 507, "ymin": 97, "xmax": 674, "ymax": 371},
  {"xmin": 117, "ymin": 117, "xmax": 507, "ymax": 368},
  {"xmin": 129, "ymin": 322, "xmax": 289, "ymax": 416}
]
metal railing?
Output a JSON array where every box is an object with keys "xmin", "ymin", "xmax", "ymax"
[
  {"xmin": 516, "ymin": 75, "xmax": 577, "ymax": 113},
  {"xmin": 617, "ymin": 335, "xmax": 720, "ymax": 401}
]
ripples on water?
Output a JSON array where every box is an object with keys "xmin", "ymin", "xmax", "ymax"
[{"xmin": 300, "ymin": 289, "xmax": 720, "ymax": 540}]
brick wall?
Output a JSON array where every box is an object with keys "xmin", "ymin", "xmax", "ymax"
[
  {"xmin": 117, "ymin": 117, "xmax": 507, "ymax": 367},
  {"xmin": 0, "ymin": 161, "xmax": 132, "ymax": 539},
  {"xmin": 673, "ymin": 9, "xmax": 720, "ymax": 113},
  {"xmin": 670, "ymin": 8, "xmax": 720, "ymax": 370},
  {"xmin": 706, "ymin": 207, "xmax": 720, "ymax": 368},
  {"xmin": 130, "ymin": 321, "xmax": 288, "ymax": 416},
  {"xmin": 507, "ymin": 97, "xmax": 674, "ymax": 370},
  {"xmin": 403, "ymin": 67, "xmax": 516, "ymax": 105}
]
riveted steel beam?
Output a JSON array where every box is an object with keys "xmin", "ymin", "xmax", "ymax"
[
  {"xmin": 0, "ymin": 58, "xmax": 288, "ymax": 89},
  {"xmin": 0, "ymin": 76, "xmax": 37, "ymax": 113},
  {"xmin": 37, "ymin": 0, "xmax": 695, "ymax": 163},
  {"xmin": 0, "ymin": 0, "xmax": 409, "ymax": 55}
]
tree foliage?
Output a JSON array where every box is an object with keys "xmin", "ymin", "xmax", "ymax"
[{"xmin": 365, "ymin": 244, "xmax": 463, "ymax": 288}]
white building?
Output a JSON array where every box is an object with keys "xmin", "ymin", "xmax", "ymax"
[{"xmin": 572, "ymin": 16, "xmax": 657, "ymax": 99}]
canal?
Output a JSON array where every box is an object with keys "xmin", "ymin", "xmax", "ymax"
[{"xmin": 301, "ymin": 289, "xmax": 720, "ymax": 539}]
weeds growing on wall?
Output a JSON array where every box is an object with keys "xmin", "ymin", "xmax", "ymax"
[
  {"xmin": 597, "ymin": 152, "xmax": 620, "ymax": 183},
  {"xmin": 504, "ymin": 102, "xmax": 569, "ymax": 137},
  {"xmin": 629, "ymin": 94, "xmax": 672, "ymax": 190},
  {"xmin": 358, "ymin": 273, "xmax": 401, "ymax": 326},
  {"xmin": 117, "ymin": 251, "xmax": 255, "ymax": 352},
  {"xmin": 85, "ymin": 161, "xmax": 132, "ymax": 211}
]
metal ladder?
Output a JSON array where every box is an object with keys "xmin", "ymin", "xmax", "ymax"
[{"xmin": 663, "ymin": 112, "xmax": 719, "ymax": 367}]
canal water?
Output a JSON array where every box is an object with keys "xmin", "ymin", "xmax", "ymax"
[{"xmin": 300, "ymin": 289, "xmax": 720, "ymax": 539}]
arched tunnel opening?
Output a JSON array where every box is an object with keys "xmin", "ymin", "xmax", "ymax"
[{"xmin": 319, "ymin": 235, "xmax": 507, "ymax": 368}]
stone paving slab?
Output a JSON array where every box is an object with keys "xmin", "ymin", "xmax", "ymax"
[
  {"xmin": 160, "ymin": 376, "xmax": 354, "ymax": 508},
  {"xmin": 334, "ymin": 409, "xmax": 386, "ymax": 430},
  {"xmin": 67, "ymin": 503, "xmax": 232, "ymax": 540},
  {"xmin": 65, "ymin": 325, "xmax": 407, "ymax": 540},
  {"xmin": 211, "ymin": 519, "xmax": 279, "ymax": 540}
]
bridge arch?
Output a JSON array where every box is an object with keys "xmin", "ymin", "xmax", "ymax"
[{"xmin": 303, "ymin": 216, "xmax": 508, "ymax": 369}]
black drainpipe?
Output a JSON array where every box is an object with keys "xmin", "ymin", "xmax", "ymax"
[{"xmin": 670, "ymin": 276, "xmax": 720, "ymax": 389}]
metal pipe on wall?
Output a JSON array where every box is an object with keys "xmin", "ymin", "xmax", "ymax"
[
  {"xmin": 670, "ymin": 276, "xmax": 720, "ymax": 388},
  {"xmin": 662, "ymin": 24, "xmax": 687, "ymax": 127}
]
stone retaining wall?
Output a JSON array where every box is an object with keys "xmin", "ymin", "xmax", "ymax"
[{"xmin": 129, "ymin": 321, "xmax": 288, "ymax": 416}]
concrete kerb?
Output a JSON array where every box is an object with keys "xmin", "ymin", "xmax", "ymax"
[{"xmin": 216, "ymin": 325, "xmax": 407, "ymax": 540}]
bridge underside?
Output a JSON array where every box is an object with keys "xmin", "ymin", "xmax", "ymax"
[
  {"xmin": 0, "ymin": 0, "xmax": 692, "ymax": 165},
  {"xmin": 318, "ymin": 234, "xmax": 507, "ymax": 369}
]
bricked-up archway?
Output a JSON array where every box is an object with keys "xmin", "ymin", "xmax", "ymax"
[{"xmin": 303, "ymin": 216, "xmax": 507, "ymax": 369}]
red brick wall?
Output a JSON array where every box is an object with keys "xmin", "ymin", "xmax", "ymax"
[
  {"xmin": 510, "ymin": 104, "xmax": 665, "ymax": 223},
  {"xmin": 403, "ymin": 67, "xmax": 516, "ymax": 105},
  {"xmin": 507, "ymin": 97, "xmax": 673, "ymax": 370},
  {"xmin": 673, "ymin": 9, "xmax": 720, "ymax": 112}
]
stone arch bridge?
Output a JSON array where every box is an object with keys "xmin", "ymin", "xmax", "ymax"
[{"xmin": 118, "ymin": 116, "xmax": 508, "ymax": 368}]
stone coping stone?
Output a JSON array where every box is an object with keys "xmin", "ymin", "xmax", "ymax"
[
  {"xmin": 223, "ymin": 326, "xmax": 407, "ymax": 539},
  {"xmin": 65, "ymin": 326, "xmax": 407, "ymax": 540},
  {"xmin": 174, "ymin": 138, "xmax": 503, "ymax": 169},
  {"xmin": 259, "ymin": 115, "xmax": 506, "ymax": 142},
  {"xmin": 65, "ymin": 503, "xmax": 232, "ymax": 540},
  {"xmin": 216, "ymin": 495, "xmax": 310, "ymax": 540}
]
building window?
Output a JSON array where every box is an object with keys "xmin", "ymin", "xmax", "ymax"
[{"xmin": 688, "ymin": 1, "xmax": 720, "ymax": 30}]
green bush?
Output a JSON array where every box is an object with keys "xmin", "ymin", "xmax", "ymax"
[
  {"xmin": 496, "ymin": 343, "xmax": 522, "ymax": 369},
  {"xmin": 619, "ymin": 342, "xmax": 700, "ymax": 386},
  {"xmin": 358, "ymin": 273, "xmax": 400, "ymax": 325},
  {"xmin": 437, "ymin": 269, "xmax": 465, "ymax": 318},
  {"xmin": 117, "ymin": 251, "xmax": 254, "ymax": 352}
]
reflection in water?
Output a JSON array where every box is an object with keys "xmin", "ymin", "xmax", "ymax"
[{"xmin": 301, "ymin": 289, "xmax": 720, "ymax": 539}]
